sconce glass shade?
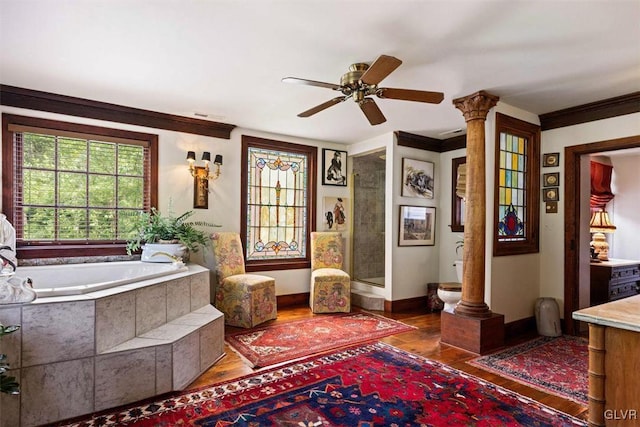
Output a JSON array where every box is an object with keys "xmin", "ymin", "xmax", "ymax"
[
  {"xmin": 589, "ymin": 210, "xmax": 616, "ymax": 233},
  {"xmin": 214, "ymin": 154, "xmax": 223, "ymax": 165},
  {"xmin": 186, "ymin": 151, "xmax": 196, "ymax": 162},
  {"xmin": 201, "ymin": 152, "xmax": 211, "ymax": 162}
]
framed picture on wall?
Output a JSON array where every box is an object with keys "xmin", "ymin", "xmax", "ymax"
[
  {"xmin": 543, "ymin": 153, "xmax": 560, "ymax": 167},
  {"xmin": 402, "ymin": 158, "xmax": 434, "ymax": 198},
  {"xmin": 322, "ymin": 149, "xmax": 347, "ymax": 186},
  {"xmin": 398, "ymin": 205, "xmax": 436, "ymax": 246},
  {"xmin": 322, "ymin": 196, "xmax": 348, "ymax": 231},
  {"xmin": 543, "ymin": 172, "xmax": 559, "ymax": 187}
]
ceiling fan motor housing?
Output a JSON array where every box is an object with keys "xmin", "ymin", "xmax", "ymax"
[{"xmin": 341, "ymin": 63, "xmax": 377, "ymax": 101}]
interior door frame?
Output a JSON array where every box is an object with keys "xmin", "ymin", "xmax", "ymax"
[{"xmin": 564, "ymin": 134, "xmax": 640, "ymax": 335}]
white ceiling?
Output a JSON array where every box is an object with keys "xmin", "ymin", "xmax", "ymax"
[{"xmin": 1, "ymin": 0, "xmax": 639, "ymax": 145}]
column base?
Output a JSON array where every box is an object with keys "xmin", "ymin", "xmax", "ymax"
[
  {"xmin": 454, "ymin": 300, "xmax": 492, "ymax": 318},
  {"xmin": 440, "ymin": 311, "xmax": 505, "ymax": 354}
]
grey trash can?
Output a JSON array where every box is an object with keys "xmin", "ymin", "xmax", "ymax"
[{"xmin": 535, "ymin": 297, "xmax": 561, "ymax": 337}]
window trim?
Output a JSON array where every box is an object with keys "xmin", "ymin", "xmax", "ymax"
[
  {"xmin": 240, "ymin": 135, "xmax": 317, "ymax": 272},
  {"xmin": 492, "ymin": 112, "xmax": 540, "ymax": 256},
  {"xmin": 2, "ymin": 113, "xmax": 158, "ymax": 259}
]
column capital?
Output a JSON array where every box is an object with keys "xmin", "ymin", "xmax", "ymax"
[{"xmin": 452, "ymin": 90, "xmax": 499, "ymax": 122}]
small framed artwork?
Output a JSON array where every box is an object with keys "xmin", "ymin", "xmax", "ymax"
[
  {"xmin": 323, "ymin": 196, "xmax": 348, "ymax": 231},
  {"xmin": 193, "ymin": 167, "xmax": 209, "ymax": 209},
  {"xmin": 322, "ymin": 149, "xmax": 348, "ymax": 186},
  {"xmin": 402, "ymin": 158, "xmax": 434, "ymax": 198},
  {"xmin": 543, "ymin": 187, "xmax": 559, "ymax": 202},
  {"xmin": 398, "ymin": 205, "xmax": 436, "ymax": 246},
  {"xmin": 545, "ymin": 202, "xmax": 558, "ymax": 213},
  {"xmin": 543, "ymin": 172, "xmax": 560, "ymax": 187},
  {"xmin": 543, "ymin": 153, "xmax": 560, "ymax": 167}
]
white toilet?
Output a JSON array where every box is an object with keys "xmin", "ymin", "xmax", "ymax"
[
  {"xmin": 437, "ymin": 260, "xmax": 463, "ymax": 313},
  {"xmin": 437, "ymin": 282, "xmax": 462, "ymax": 313}
]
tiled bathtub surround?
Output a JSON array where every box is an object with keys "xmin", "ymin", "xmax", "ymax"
[{"xmin": 0, "ymin": 263, "xmax": 224, "ymax": 427}]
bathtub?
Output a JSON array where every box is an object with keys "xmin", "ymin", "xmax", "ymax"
[{"xmin": 16, "ymin": 261, "xmax": 189, "ymax": 297}]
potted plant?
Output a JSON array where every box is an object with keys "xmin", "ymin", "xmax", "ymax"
[
  {"xmin": 454, "ymin": 237, "xmax": 464, "ymax": 283},
  {"xmin": 126, "ymin": 208, "xmax": 218, "ymax": 262},
  {"xmin": 0, "ymin": 322, "xmax": 20, "ymax": 395}
]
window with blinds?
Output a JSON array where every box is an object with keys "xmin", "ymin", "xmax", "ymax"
[
  {"xmin": 2, "ymin": 114, "xmax": 158, "ymax": 258},
  {"xmin": 240, "ymin": 135, "xmax": 316, "ymax": 271},
  {"xmin": 493, "ymin": 113, "xmax": 540, "ymax": 256}
]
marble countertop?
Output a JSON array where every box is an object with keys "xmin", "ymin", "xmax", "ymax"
[
  {"xmin": 590, "ymin": 258, "xmax": 640, "ymax": 268},
  {"xmin": 573, "ymin": 294, "xmax": 640, "ymax": 332}
]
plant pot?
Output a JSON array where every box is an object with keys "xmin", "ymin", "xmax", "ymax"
[{"xmin": 141, "ymin": 243, "xmax": 186, "ymax": 263}]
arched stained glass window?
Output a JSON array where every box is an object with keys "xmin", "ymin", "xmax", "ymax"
[
  {"xmin": 493, "ymin": 113, "xmax": 540, "ymax": 256},
  {"xmin": 241, "ymin": 135, "xmax": 317, "ymax": 271}
]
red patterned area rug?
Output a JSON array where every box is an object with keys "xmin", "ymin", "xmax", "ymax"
[
  {"xmin": 225, "ymin": 311, "xmax": 416, "ymax": 367},
  {"xmin": 468, "ymin": 335, "xmax": 588, "ymax": 405},
  {"xmin": 57, "ymin": 342, "xmax": 586, "ymax": 427}
]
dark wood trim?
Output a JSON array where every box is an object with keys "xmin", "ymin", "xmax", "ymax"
[
  {"xmin": 396, "ymin": 131, "xmax": 466, "ymax": 153},
  {"xmin": 451, "ymin": 156, "xmax": 466, "ymax": 232},
  {"xmin": 0, "ymin": 85, "xmax": 236, "ymax": 139},
  {"xmin": 504, "ymin": 316, "xmax": 536, "ymax": 340},
  {"xmin": 493, "ymin": 113, "xmax": 541, "ymax": 256},
  {"xmin": 383, "ymin": 296, "xmax": 428, "ymax": 313},
  {"xmin": 240, "ymin": 135, "xmax": 317, "ymax": 272},
  {"xmin": 540, "ymin": 92, "xmax": 640, "ymax": 131},
  {"xmin": 277, "ymin": 292, "xmax": 310, "ymax": 308},
  {"xmin": 563, "ymin": 134, "xmax": 640, "ymax": 335}
]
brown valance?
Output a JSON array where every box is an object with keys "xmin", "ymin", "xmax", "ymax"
[{"xmin": 590, "ymin": 161, "xmax": 614, "ymax": 209}]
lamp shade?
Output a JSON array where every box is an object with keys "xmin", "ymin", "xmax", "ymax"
[
  {"xmin": 214, "ymin": 154, "xmax": 223, "ymax": 165},
  {"xmin": 589, "ymin": 210, "xmax": 616, "ymax": 233},
  {"xmin": 201, "ymin": 152, "xmax": 211, "ymax": 162},
  {"xmin": 186, "ymin": 151, "xmax": 196, "ymax": 161}
]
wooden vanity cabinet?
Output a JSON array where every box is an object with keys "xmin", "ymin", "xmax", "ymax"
[{"xmin": 590, "ymin": 259, "xmax": 640, "ymax": 307}]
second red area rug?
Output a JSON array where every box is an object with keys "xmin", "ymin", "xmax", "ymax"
[
  {"xmin": 468, "ymin": 335, "xmax": 588, "ymax": 405},
  {"xmin": 226, "ymin": 311, "xmax": 416, "ymax": 367}
]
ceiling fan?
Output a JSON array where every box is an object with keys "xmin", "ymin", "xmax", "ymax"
[{"xmin": 282, "ymin": 55, "xmax": 444, "ymax": 126}]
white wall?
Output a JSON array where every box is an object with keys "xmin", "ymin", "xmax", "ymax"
[
  {"xmin": 609, "ymin": 154, "xmax": 640, "ymax": 260},
  {"xmin": 438, "ymin": 148, "xmax": 466, "ymax": 283},
  {"xmin": 0, "ymin": 105, "xmax": 349, "ymax": 296},
  {"xmin": 540, "ymin": 112, "xmax": 640, "ymax": 317},
  {"xmin": 3, "ymin": 103, "xmax": 638, "ymax": 317}
]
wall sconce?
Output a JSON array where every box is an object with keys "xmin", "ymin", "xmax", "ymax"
[
  {"xmin": 186, "ymin": 151, "xmax": 223, "ymax": 209},
  {"xmin": 589, "ymin": 209, "xmax": 616, "ymax": 261}
]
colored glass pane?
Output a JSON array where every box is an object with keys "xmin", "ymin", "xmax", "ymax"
[
  {"xmin": 246, "ymin": 147, "xmax": 308, "ymax": 261},
  {"xmin": 497, "ymin": 130, "xmax": 528, "ymax": 241}
]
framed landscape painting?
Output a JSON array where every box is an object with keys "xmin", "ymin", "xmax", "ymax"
[
  {"xmin": 402, "ymin": 158, "xmax": 434, "ymax": 198},
  {"xmin": 398, "ymin": 205, "xmax": 436, "ymax": 246}
]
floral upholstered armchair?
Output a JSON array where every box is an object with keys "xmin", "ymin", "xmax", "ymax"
[
  {"xmin": 310, "ymin": 232, "xmax": 350, "ymax": 313},
  {"xmin": 211, "ymin": 232, "xmax": 277, "ymax": 328}
]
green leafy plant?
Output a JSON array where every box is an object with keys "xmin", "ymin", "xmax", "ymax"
[
  {"xmin": 0, "ymin": 322, "xmax": 20, "ymax": 395},
  {"xmin": 126, "ymin": 208, "xmax": 219, "ymax": 254}
]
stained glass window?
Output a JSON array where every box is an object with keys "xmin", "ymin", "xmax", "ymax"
[
  {"xmin": 493, "ymin": 113, "xmax": 540, "ymax": 256},
  {"xmin": 242, "ymin": 136, "xmax": 316, "ymax": 270},
  {"xmin": 497, "ymin": 132, "xmax": 526, "ymax": 240}
]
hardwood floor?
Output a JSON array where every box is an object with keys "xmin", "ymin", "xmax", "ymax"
[{"xmin": 189, "ymin": 305, "xmax": 589, "ymax": 421}]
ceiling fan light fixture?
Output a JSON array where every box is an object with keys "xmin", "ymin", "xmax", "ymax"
[{"xmin": 283, "ymin": 54, "xmax": 444, "ymax": 125}]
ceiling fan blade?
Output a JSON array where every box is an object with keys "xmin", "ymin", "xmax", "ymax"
[
  {"xmin": 282, "ymin": 77, "xmax": 342, "ymax": 91},
  {"xmin": 360, "ymin": 55, "xmax": 402, "ymax": 85},
  {"xmin": 298, "ymin": 96, "xmax": 348, "ymax": 117},
  {"xmin": 377, "ymin": 88, "xmax": 444, "ymax": 104},
  {"xmin": 359, "ymin": 98, "xmax": 386, "ymax": 125}
]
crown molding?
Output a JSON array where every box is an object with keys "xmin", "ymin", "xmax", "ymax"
[
  {"xmin": 395, "ymin": 130, "xmax": 466, "ymax": 152},
  {"xmin": 539, "ymin": 92, "xmax": 640, "ymax": 131},
  {"xmin": 0, "ymin": 85, "xmax": 236, "ymax": 139}
]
